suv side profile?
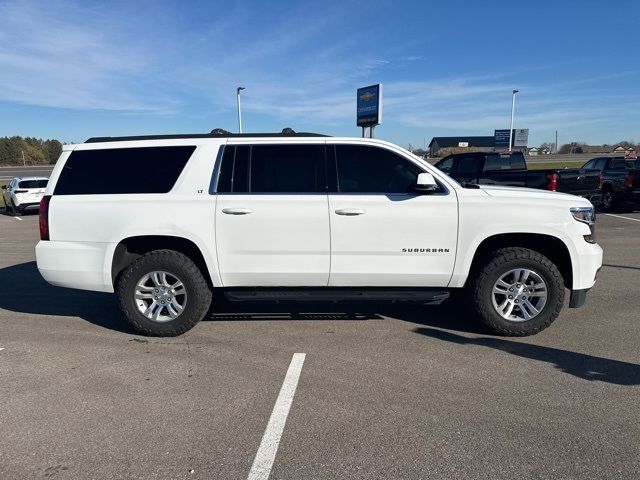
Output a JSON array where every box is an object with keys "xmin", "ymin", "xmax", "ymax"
[{"xmin": 36, "ymin": 131, "xmax": 602, "ymax": 337}]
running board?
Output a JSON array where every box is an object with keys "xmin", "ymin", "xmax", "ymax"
[{"xmin": 223, "ymin": 288, "xmax": 450, "ymax": 305}]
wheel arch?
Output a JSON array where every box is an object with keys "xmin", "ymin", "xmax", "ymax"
[
  {"xmin": 465, "ymin": 233, "xmax": 573, "ymax": 289},
  {"xmin": 111, "ymin": 235, "xmax": 215, "ymax": 289}
]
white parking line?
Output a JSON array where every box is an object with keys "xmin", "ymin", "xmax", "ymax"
[
  {"xmin": 247, "ymin": 353, "xmax": 306, "ymax": 480},
  {"xmin": 14, "ymin": 217, "xmax": 22, "ymax": 221},
  {"xmin": 604, "ymin": 213, "xmax": 640, "ymax": 223}
]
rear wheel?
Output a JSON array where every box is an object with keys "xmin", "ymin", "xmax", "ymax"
[
  {"xmin": 117, "ymin": 249, "xmax": 212, "ymax": 336},
  {"xmin": 470, "ymin": 247, "xmax": 565, "ymax": 336},
  {"xmin": 601, "ymin": 189, "xmax": 619, "ymax": 212}
]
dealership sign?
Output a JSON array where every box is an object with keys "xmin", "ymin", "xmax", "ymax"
[
  {"xmin": 513, "ymin": 128, "xmax": 529, "ymax": 147},
  {"xmin": 357, "ymin": 84, "xmax": 383, "ymax": 127},
  {"xmin": 495, "ymin": 128, "xmax": 529, "ymax": 148}
]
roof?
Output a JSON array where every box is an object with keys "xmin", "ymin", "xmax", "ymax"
[
  {"xmin": 15, "ymin": 176, "xmax": 49, "ymax": 181},
  {"xmin": 85, "ymin": 129, "xmax": 329, "ymax": 144},
  {"xmin": 428, "ymin": 136, "xmax": 495, "ymax": 148}
]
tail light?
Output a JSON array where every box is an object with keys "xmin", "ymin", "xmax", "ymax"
[
  {"xmin": 14, "ymin": 189, "xmax": 28, "ymax": 194},
  {"xmin": 39, "ymin": 195, "xmax": 51, "ymax": 240},
  {"xmin": 546, "ymin": 172, "xmax": 559, "ymax": 191},
  {"xmin": 596, "ymin": 172, "xmax": 603, "ymax": 189},
  {"xmin": 625, "ymin": 173, "xmax": 634, "ymax": 188}
]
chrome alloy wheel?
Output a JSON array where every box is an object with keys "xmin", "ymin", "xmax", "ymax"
[
  {"xmin": 134, "ymin": 271, "xmax": 187, "ymax": 322},
  {"xmin": 491, "ymin": 269, "xmax": 548, "ymax": 322}
]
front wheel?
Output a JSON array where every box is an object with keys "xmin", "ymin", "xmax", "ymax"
[
  {"xmin": 117, "ymin": 250, "xmax": 212, "ymax": 336},
  {"xmin": 470, "ymin": 247, "xmax": 565, "ymax": 336}
]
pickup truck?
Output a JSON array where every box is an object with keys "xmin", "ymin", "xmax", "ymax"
[
  {"xmin": 434, "ymin": 151, "xmax": 601, "ymax": 203},
  {"xmin": 35, "ymin": 131, "xmax": 603, "ymax": 337},
  {"xmin": 583, "ymin": 155, "xmax": 640, "ymax": 211}
]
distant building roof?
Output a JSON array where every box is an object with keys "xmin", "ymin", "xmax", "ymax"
[{"xmin": 428, "ymin": 136, "xmax": 495, "ymax": 148}]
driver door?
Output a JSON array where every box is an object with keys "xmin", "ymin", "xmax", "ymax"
[{"xmin": 327, "ymin": 143, "xmax": 458, "ymax": 287}]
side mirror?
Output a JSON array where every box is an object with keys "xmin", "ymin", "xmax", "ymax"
[
  {"xmin": 415, "ymin": 172, "xmax": 438, "ymax": 193},
  {"xmin": 1, "ymin": 185, "xmax": 6, "ymax": 190}
]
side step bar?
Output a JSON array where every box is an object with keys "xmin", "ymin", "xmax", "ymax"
[{"xmin": 223, "ymin": 288, "xmax": 450, "ymax": 305}]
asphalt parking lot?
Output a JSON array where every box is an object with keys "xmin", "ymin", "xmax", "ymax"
[{"xmin": 0, "ymin": 210, "xmax": 638, "ymax": 479}]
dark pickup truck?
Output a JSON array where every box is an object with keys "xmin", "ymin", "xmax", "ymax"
[
  {"xmin": 434, "ymin": 151, "xmax": 601, "ymax": 202},
  {"xmin": 585, "ymin": 155, "xmax": 640, "ymax": 211}
]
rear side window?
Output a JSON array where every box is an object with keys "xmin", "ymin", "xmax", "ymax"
[
  {"xmin": 18, "ymin": 179, "xmax": 48, "ymax": 188},
  {"xmin": 509, "ymin": 153, "xmax": 526, "ymax": 170},
  {"xmin": 54, "ymin": 146, "xmax": 195, "ymax": 195},
  {"xmin": 609, "ymin": 159, "xmax": 627, "ymax": 170},
  {"xmin": 334, "ymin": 144, "xmax": 422, "ymax": 193},
  {"xmin": 216, "ymin": 144, "xmax": 325, "ymax": 193}
]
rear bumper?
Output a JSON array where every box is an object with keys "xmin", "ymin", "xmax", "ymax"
[
  {"xmin": 623, "ymin": 189, "xmax": 640, "ymax": 204},
  {"xmin": 36, "ymin": 240, "xmax": 115, "ymax": 293},
  {"xmin": 15, "ymin": 202, "xmax": 40, "ymax": 212}
]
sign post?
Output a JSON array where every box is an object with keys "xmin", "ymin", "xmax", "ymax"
[{"xmin": 357, "ymin": 84, "xmax": 383, "ymax": 138}]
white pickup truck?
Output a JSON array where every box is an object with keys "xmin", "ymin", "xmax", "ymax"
[{"xmin": 35, "ymin": 131, "xmax": 602, "ymax": 337}]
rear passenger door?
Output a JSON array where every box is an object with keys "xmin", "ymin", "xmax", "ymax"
[{"xmin": 214, "ymin": 142, "xmax": 330, "ymax": 286}]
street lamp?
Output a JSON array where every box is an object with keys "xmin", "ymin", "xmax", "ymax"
[
  {"xmin": 508, "ymin": 89, "xmax": 519, "ymax": 151},
  {"xmin": 236, "ymin": 86, "xmax": 245, "ymax": 133}
]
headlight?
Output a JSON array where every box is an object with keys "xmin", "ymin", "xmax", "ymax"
[{"xmin": 570, "ymin": 206, "xmax": 595, "ymax": 225}]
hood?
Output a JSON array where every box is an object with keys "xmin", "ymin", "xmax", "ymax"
[{"xmin": 478, "ymin": 184, "xmax": 593, "ymax": 206}]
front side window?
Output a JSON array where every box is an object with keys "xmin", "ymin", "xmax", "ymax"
[
  {"xmin": 435, "ymin": 156, "xmax": 453, "ymax": 173},
  {"xmin": 334, "ymin": 144, "xmax": 423, "ymax": 193},
  {"xmin": 455, "ymin": 155, "xmax": 483, "ymax": 176}
]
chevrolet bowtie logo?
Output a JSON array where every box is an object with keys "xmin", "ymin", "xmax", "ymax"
[{"xmin": 359, "ymin": 92, "xmax": 375, "ymax": 102}]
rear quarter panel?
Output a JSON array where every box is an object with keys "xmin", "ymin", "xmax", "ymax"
[{"xmin": 47, "ymin": 142, "xmax": 223, "ymax": 289}]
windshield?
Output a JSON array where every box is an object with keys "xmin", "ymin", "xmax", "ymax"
[{"xmin": 18, "ymin": 179, "xmax": 48, "ymax": 189}]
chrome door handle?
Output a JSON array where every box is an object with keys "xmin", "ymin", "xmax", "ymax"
[
  {"xmin": 335, "ymin": 208, "xmax": 366, "ymax": 216},
  {"xmin": 222, "ymin": 208, "xmax": 253, "ymax": 215}
]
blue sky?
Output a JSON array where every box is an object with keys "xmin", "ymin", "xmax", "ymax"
[{"xmin": 0, "ymin": 0, "xmax": 638, "ymax": 148}]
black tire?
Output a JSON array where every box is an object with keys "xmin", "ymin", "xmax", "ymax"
[
  {"xmin": 117, "ymin": 249, "xmax": 212, "ymax": 336},
  {"xmin": 470, "ymin": 247, "xmax": 565, "ymax": 336},
  {"xmin": 601, "ymin": 189, "xmax": 619, "ymax": 212},
  {"xmin": 10, "ymin": 200, "xmax": 19, "ymax": 216}
]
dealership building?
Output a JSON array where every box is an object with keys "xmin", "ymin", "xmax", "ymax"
[{"xmin": 428, "ymin": 136, "xmax": 495, "ymax": 157}]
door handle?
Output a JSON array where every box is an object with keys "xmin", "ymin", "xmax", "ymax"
[
  {"xmin": 335, "ymin": 208, "xmax": 366, "ymax": 216},
  {"xmin": 222, "ymin": 208, "xmax": 253, "ymax": 215}
]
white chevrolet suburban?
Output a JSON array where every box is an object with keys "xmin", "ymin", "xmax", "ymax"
[{"xmin": 35, "ymin": 130, "xmax": 603, "ymax": 337}]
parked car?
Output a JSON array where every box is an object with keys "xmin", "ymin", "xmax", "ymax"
[
  {"xmin": 2, "ymin": 177, "xmax": 49, "ymax": 215},
  {"xmin": 434, "ymin": 151, "xmax": 601, "ymax": 203},
  {"xmin": 36, "ymin": 131, "xmax": 602, "ymax": 337},
  {"xmin": 581, "ymin": 155, "xmax": 640, "ymax": 211}
]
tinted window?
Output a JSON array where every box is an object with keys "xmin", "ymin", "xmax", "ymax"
[
  {"xmin": 610, "ymin": 159, "xmax": 627, "ymax": 169},
  {"xmin": 335, "ymin": 145, "xmax": 422, "ymax": 193},
  {"xmin": 55, "ymin": 146, "xmax": 195, "ymax": 195},
  {"xmin": 594, "ymin": 158, "xmax": 607, "ymax": 170},
  {"xmin": 250, "ymin": 145, "xmax": 325, "ymax": 193},
  {"xmin": 483, "ymin": 154, "xmax": 503, "ymax": 171},
  {"xmin": 435, "ymin": 157, "xmax": 453, "ymax": 173},
  {"xmin": 582, "ymin": 160, "xmax": 595, "ymax": 170},
  {"xmin": 216, "ymin": 146, "xmax": 234, "ymax": 193},
  {"xmin": 455, "ymin": 155, "xmax": 483, "ymax": 176},
  {"xmin": 509, "ymin": 153, "xmax": 526, "ymax": 170},
  {"xmin": 18, "ymin": 179, "xmax": 48, "ymax": 189},
  {"xmin": 232, "ymin": 146, "xmax": 250, "ymax": 192}
]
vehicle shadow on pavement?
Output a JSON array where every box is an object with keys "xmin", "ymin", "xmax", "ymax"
[
  {"xmin": 0, "ymin": 262, "xmax": 481, "ymax": 334},
  {"xmin": 0, "ymin": 261, "xmax": 137, "ymax": 334},
  {"xmin": 414, "ymin": 327, "xmax": 640, "ymax": 386}
]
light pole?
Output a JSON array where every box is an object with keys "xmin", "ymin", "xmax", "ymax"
[
  {"xmin": 508, "ymin": 89, "xmax": 519, "ymax": 151},
  {"xmin": 236, "ymin": 86, "xmax": 245, "ymax": 133}
]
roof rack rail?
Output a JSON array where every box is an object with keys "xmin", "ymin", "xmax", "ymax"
[{"xmin": 85, "ymin": 128, "xmax": 329, "ymax": 143}]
